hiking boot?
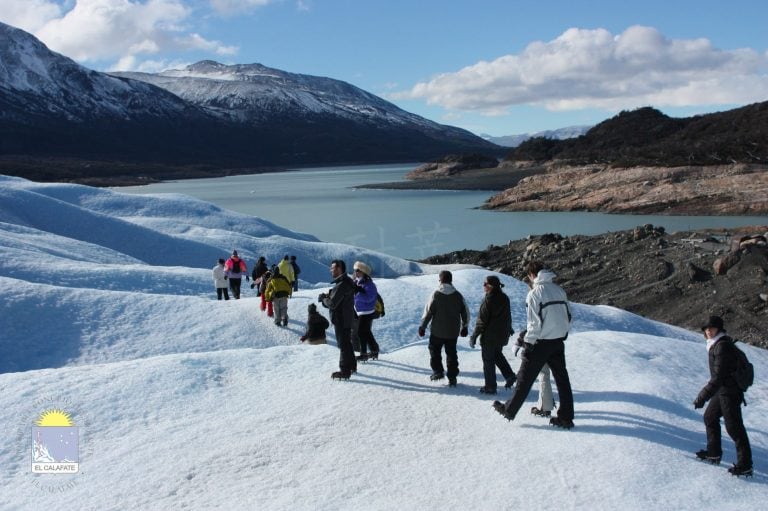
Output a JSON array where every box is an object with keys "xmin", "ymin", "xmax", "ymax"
[
  {"xmin": 504, "ymin": 375, "xmax": 517, "ymax": 389},
  {"xmin": 492, "ymin": 401, "xmax": 513, "ymax": 420},
  {"xmin": 479, "ymin": 386, "xmax": 497, "ymax": 395},
  {"xmin": 356, "ymin": 354, "xmax": 369, "ymax": 362},
  {"xmin": 549, "ymin": 417, "xmax": 575, "ymax": 430},
  {"xmin": 447, "ymin": 376, "xmax": 457, "ymax": 387},
  {"xmin": 369, "ymin": 351, "xmax": 379, "ymax": 361},
  {"xmin": 282, "ymin": 320, "xmax": 288, "ymax": 326},
  {"xmin": 429, "ymin": 372, "xmax": 445, "ymax": 381},
  {"xmin": 695, "ymin": 449, "xmax": 721, "ymax": 465},
  {"xmin": 728, "ymin": 464, "xmax": 753, "ymax": 477},
  {"xmin": 331, "ymin": 371, "xmax": 351, "ymax": 380},
  {"xmin": 530, "ymin": 406, "xmax": 552, "ymax": 418}
]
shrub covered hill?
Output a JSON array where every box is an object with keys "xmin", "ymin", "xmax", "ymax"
[{"xmin": 506, "ymin": 103, "xmax": 768, "ymax": 167}]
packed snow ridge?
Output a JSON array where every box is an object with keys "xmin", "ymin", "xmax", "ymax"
[{"xmin": 1, "ymin": 175, "xmax": 766, "ymax": 509}]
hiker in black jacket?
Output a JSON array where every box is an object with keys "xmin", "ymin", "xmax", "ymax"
[
  {"xmin": 320, "ymin": 259, "xmax": 357, "ymax": 379},
  {"xmin": 693, "ymin": 315, "xmax": 753, "ymax": 476}
]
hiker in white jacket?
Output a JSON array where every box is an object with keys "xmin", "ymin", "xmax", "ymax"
[
  {"xmin": 493, "ymin": 261, "xmax": 575, "ymax": 429},
  {"xmin": 212, "ymin": 258, "xmax": 229, "ymax": 300}
]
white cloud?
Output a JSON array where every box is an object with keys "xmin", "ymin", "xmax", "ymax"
[
  {"xmin": 0, "ymin": 0, "xmax": 238, "ymax": 71},
  {"xmin": 398, "ymin": 25, "xmax": 768, "ymax": 114},
  {"xmin": 0, "ymin": 0, "xmax": 63, "ymax": 32}
]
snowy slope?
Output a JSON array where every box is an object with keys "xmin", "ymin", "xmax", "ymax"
[
  {"xmin": 1, "ymin": 175, "xmax": 766, "ymax": 510},
  {"xmin": 0, "ymin": 22, "xmax": 198, "ymax": 122},
  {"xmin": 112, "ymin": 60, "xmax": 475, "ymax": 137}
]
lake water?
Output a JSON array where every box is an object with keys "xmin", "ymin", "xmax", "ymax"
[{"xmin": 119, "ymin": 163, "xmax": 768, "ymax": 260}]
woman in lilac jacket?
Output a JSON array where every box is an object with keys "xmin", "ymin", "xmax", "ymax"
[{"xmin": 353, "ymin": 261, "xmax": 380, "ymax": 361}]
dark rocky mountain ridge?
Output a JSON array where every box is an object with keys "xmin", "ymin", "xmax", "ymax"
[{"xmin": 507, "ymin": 104, "xmax": 768, "ymax": 166}]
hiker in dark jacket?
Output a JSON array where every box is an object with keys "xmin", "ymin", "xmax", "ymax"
[
  {"xmin": 290, "ymin": 255, "xmax": 301, "ymax": 292},
  {"xmin": 251, "ymin": 256, "xmax": 268, "ymax": 290},
  {"xmin": 693, "ymin": 315, "xmax": 753, "ymax": 476},
  {"xmin": 470, "ymin": 275, "xmax": 516, "ymax": 395},
  {"xmin": 320, "ymin": 259, "xmax": 357, "ymax": 379},
  {"xmin": 419, "ymin": 270, "xmax": 469, "ymax": 386},
  {"xmin": 301, "ymin": 303, "xmax": 330, "ymax": 345}
]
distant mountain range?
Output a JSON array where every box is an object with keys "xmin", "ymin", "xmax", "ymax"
[
  {"xmin": 0, "ymin": 22, "xmax": 499, "ymax": 182},
  {"xmin": 482, "ymin": 125, "xmax": 591, "ymax": 147}
]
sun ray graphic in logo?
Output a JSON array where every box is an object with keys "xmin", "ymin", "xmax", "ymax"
[
  {"xmin": 32, "ymin": 409, "xmax": 79, "ymax": 474},
  {"xmin": 35, "ymin": 409, "xmax": 74, "ymax": 427}
]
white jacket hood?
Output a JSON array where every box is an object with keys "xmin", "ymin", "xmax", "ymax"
[
  {"xmin": 525, "ymin": 270, "xmax": 570, "ymax": 344},
  {"xmin": 533, "ymin": 269, "xmax": 557, "ymax": 285}
]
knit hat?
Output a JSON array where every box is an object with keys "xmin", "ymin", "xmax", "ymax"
[
  {"xmin": 353, "ymin": 261, "xmax": 372, "ymax": 276},
  {"xmin": 308, "ymin": 303, "xmax": 317, "ymax": 313},
  {"xmin": 701, "ymin": 315, "xmax": 725, "ymax": 332}
]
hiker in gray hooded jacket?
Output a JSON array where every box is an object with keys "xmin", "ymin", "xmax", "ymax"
[{"xmin": 419, "ymin": 270, "xmax": 469, "ymax": 386}]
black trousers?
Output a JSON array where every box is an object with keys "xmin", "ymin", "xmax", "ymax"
[
  {"xmin": 216, "ymin": 287, "xmax": 230, "ymax": 300},
  {"xmin": 480, "ymin": 343, "xmax": 515, "ymax": 391},
  {"xmin": 334, "ymin": 323, "xmax": 356, "ymax": 374},
  {"xmin": 429, "ymin": 335, "xmax": 459, "ymax": 378},
  {"xmin": 704, "ymin": 391, "xmax": 752, "ymax": 466},
  {"xmin": 357, "ymin": 313, "xmax": 379, "ymax": 355},
  {"xmin": 502, "ymin": 340, "xmax": 574, "ymax": 421},
  {"xmin": 229, "ymin": 278, "xmax": 242, "ymax": 299}
]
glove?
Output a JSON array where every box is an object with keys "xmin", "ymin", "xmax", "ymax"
[
  {"xmin": 522, "ymin": 342, "xmax": 535, "ymax": 357},
  {"xmin": 318, "ymin": 293, "xmax": 326, "ymax": 303},
  {"xmin": 300, "ymin": 335, "xmax": 307, "ymax": 342},
  {"xmin": 693, "ymin": 396, "xmax": 705, "ymax": 409},
  {"xmin": 250, "ymin": 283, "xmax": 255, "ymax": 289},
  {"xmin": 515, "ymin": 330, "xmax": 527, "ymax": 347},
  {"xmin": 246, "ymin": 276, "xmax": 250, "ymax": 282},
  {"xmin": 460, "ymin": 326, "xmax": 468, "ymax": 337},
  {"xmin": 469, "ymin": 337, "xmax": 476, "ymax": 349},
  {"xmin": 224, "ymin": 275, "xmax": 228, "ymax": 280},
  {"xmin": 418, "ymin": 327, "xmax": 426, "ymax": 337}
]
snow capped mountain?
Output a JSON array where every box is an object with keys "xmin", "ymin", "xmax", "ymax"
[
  {"xmin": 0, "ymin": 22, "xmax": 498, "ymax": 178},
  {"xmin": 0, "ymin": 22, "xmax": 200, "ymax": 123},
  {"xmin": 484, "ymin": 125, "xmax": 592, "ymax": 147},
  {"xmin": 112, "ymin": 60, "xmax": 462, "ymax": 133}
]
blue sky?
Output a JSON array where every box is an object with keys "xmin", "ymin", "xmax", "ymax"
[{"xmin": 1, "ymin": 0, "xmax": 767, "ymax": 136}]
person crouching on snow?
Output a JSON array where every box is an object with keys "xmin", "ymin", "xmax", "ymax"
[{"xmin": 301, "ymin": 303, "xmax": 329, "ymax": 345}]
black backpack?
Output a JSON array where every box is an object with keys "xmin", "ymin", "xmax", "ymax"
[{"xmin": 731, "ymin": 341, "xmax": 754, "ymax": 393}]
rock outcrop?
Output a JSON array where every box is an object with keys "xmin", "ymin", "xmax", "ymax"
[
  {"xmin": 406, "ymin": 153, "xmax": 498, "ymax": 180},
  {"xmin": 482, "ymin": 163, "xmax": 768, "ymax": 215}
]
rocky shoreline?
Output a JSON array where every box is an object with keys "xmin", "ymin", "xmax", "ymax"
[
  {"xmin": 422, "ymin": 224, "xmax": 768, "ymax": 349},
  {"xmin": 361, "ymin": 162, "xmax": 768, "ymax": 216}
]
